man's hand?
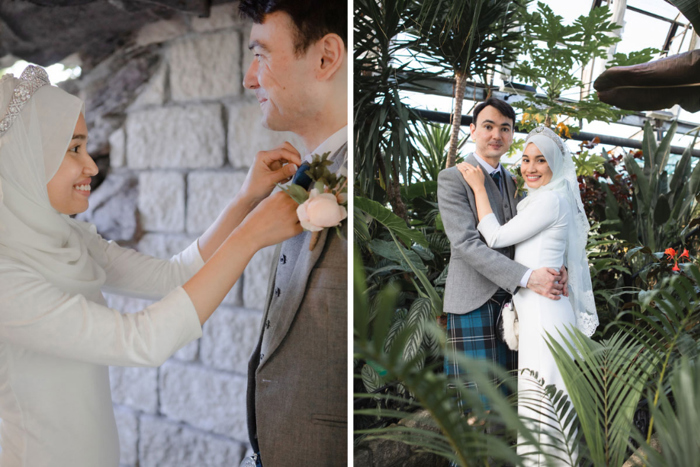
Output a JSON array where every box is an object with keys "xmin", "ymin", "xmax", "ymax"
[
  {"xmin": 239, "ymin": 142, "xmax": 303, "ymax": 206},
  {"xmin": 527, "ymin": 267, "xmax": 564, "ymax": 300},
  {"xmin": 560, "ymin": 265, "xmax": 569, "ymax": 297}
]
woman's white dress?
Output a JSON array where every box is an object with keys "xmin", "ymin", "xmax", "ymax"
[
  {"xmin": 0, "ymin": 226, "xmax": 204, "ymax": 467},
  {"xmin": 478, "ymin": 190, "xmax": 576, "ymax": 465}
]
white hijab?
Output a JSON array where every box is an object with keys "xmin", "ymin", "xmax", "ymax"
[
  {"xmin": 519, "ymin": 126, "xmax": 598, "ymax": 337},
  {"xmin": 0, "ymin": 67, "xmax": 106, "ymax": 299}
]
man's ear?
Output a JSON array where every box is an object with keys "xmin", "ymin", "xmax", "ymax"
[{"xmin": 315, "ymin": 33, "xmax": 345, "ymax": 81}]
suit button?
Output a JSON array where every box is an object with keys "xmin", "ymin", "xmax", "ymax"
[
  {"xmin": 280, "ymin": 254, "xmax": 287, "ymax": 264},
  {"xmin": 265, "ymin": 319, "xmax": 271, "ymax": 329},
  {"xmin": 260, "ymin": 353, "xmax": 264, "ymax": 361},
  {"xmin": 275, "ymin": 287, "xmax": 281, "ymax": 297}
]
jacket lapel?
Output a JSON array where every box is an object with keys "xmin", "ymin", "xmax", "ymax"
[
  {"xmin": 464, "ymin": 153, "xmax": 505, "ymax": 224},
  {"xmin": 257, "ymin": 143, "xmax": 347, "ymax": 370}
]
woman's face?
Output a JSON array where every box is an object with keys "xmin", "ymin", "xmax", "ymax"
[
  {"xmin": 521, "ymin": 143, "xmax": 553, "ymax": 189},
  {"xmin": 46, "ymin": 113, "xmax": 98, "ymax": 215}
]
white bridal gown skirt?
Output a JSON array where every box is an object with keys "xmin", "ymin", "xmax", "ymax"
[{"xmin": 514, "ymin": 288, "xmax": 577, "ymax": 466}]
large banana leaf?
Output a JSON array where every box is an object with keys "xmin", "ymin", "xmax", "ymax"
[{"xmin": 594, "ymin": 49, "xmax": 700, "ymax": 112}]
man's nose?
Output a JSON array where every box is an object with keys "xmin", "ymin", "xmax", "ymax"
[{"xmin": 243, "ymin": 60, "xmax": 258, "ymax": 89}]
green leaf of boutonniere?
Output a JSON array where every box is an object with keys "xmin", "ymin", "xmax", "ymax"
[{"xmin": 284, "ymin": 183, "xmax": 310, "ymax": 204}]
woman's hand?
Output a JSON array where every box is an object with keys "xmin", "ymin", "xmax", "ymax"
[
  {"xmin": 238, "ymin": 191, "xmax": 303, "ymax": 250},
  {"xmin": 239, "ymin": 142, "xmax": 303, "ymax": 206},
  {"xmin": 457, "ymin": 162, "xmax": 485, "ymax": 192}
]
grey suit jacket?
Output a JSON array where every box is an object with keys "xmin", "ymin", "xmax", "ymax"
[
  {"xmin": 437, "ymin": 153, "xmax": 528, "ymax": 314},
  {"xmin": 246, "ymin": 144, "xmax": 347, "ymax": 467}
]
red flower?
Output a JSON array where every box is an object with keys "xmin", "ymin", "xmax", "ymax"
[
  {"xmin": 665, "ymin": 248, "xmax": 677, "ymax": 258},
  {"xmin": 672, "ymin": 264, "xmax": 681, "ymax": 272},
  {"xmin": 680, "ymin": 249, "xmax": 690, "ymax": 259}
]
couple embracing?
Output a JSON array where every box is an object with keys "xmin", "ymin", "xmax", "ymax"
[{"xmin": 438, "ymin": 98, "xmax": 598, "ymax": 464}]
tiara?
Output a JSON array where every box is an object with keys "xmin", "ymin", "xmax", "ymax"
[
  {"xmin": 0, "ymin": 65, "xmax": 51, "ymax": 136},
  {"xmin": 526, "ymin": 125, "xmax": 566, "ymax": 154}
]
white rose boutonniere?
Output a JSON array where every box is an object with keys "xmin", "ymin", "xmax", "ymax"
[{"xmin": 279, "ymin": 152, "xmax": 347, "ymax": 250}]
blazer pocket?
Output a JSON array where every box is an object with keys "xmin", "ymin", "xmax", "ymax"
[{"xmin": 311, "ymin": 414, "xmax": 347, "ymax": 428}]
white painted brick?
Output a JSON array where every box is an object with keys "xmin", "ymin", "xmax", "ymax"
[
  {"xmin": 109, "ymin": 127, "xmax": 125, "ymax": 168},
  {"xmin": 139, "ymin": 415, "xmax": 246, "ymax": 467},
  {"xmin": 138, "ymin": 172, "xmax": 185, "ymax": 232},
  {"xmin": 136, "ymin": 17, "xmax": 189, "ymax": 47},
  {"xmin": 159, "ymin": 361, "xmax": 248, "ymax": 440},
  {"xmin": 191, "ymin": 3, "xmax": 247, "ymax": 32},
  {"xmin": 126, "ymin": 105, "xmax": 225, "ymax": 169},
  {"xmin": 137, "ymin": 233, "xmax": 198, "ymax": 260},
  {"xmin": 243, "ymin": 245, "xmax": 276, "ymax": 310},
  {"xmin": 110, "ymin": 366, "xmax": 158, "ymax": 414},
  {"xmin": 170, "ymin": 30, "xmax": 241, "ymax": 101},
  {"xmin": 200, "ymin": 307, "xmax": 262, "ymax": 374},
  {"xmin": 128, "ymin": 62, "xmax": 167, "ymax": 111},
  {"xmin": 173, "ymin": 339, "xmax": 199, "ymax": 362},
  {"xmin": 114, "ymin": 406, "xmax": 139, "ymax": 466},
  {"xmin": 104, "ymin": 293, "xmax": 155, "ymax": 314},
  {"xmin": 227, "ymin": 100, "xmax": 306, "ymax": 168},
  {"xmin": 136, "ymin": 232, "xmax": 241, "ymax": 307},
  {"xmin": 186, "ymin": 171, "xmax": 247, "ymax": 235}
]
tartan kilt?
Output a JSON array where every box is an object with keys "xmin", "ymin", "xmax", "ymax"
[{"xmin": 444, "ymin": 289, "xmax": 517, "ymax": 412}]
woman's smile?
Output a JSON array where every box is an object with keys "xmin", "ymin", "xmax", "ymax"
[{"xmin": 73, "ymin": 179, "xmax": 92, "ymax": 196}]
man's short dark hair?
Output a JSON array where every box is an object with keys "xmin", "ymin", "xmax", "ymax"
[
  {"xmin": 473, "ymin": 97, "xmax": 515, "ymax": 127},
  {"xmin": 239, "ymin": 0, "xmax": 347, "ymax": 54}
]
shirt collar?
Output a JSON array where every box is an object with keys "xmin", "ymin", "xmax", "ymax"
[
  {"xmin": 473, "ymin": 152, "xmax": 502, "ymax": 175},
  {"xmin": 305, "ymin": 126, "xmax": 348, "ymax": 163}
]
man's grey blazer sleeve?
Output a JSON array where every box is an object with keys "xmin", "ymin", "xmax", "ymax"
[{"xmin": 437, "ymin": 167, "xmax": 528, "ymax": 294}]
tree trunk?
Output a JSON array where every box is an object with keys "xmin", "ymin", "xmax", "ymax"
[{"xmin": 446, "ymin": 70, "xmax": 467, "ymax": 168}]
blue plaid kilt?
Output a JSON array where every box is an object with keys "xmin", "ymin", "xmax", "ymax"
[{"xmin": 444, "ymin": 289, "xmax": 517, "ymax": 412}]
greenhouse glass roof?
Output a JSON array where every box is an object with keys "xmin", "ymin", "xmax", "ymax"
[{"xmin": 397, "ymin": 0, "xmax": 700, "ymax": 161}]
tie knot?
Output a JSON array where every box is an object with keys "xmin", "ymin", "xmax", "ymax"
[
  {"xmin": 491, "ymin": 170, "xmax": 501, "ymax": 183},
  {"xmin": 292, "ymin": 162, "xmax": 312, "ymax": 190}
]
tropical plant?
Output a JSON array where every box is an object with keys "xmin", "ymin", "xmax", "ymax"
[
  {"xmin": 547, "ymin": 328, "xmax": 658, "ymax": 467},
  {"xmin": 405, "ymin": 0, "xmax": 528, "ymax": 167},
  {"xmin": 599, "ymin": 122, "xmax": 700, "ymax": 253},
  {"xmin": 354, "ymin": 0, "xmax": 427, "ymax": 218},
  {"xmin": 354, "ymin": 253, "xmax": 546, "ymax": 466},
  {"xmin": 510, "ymin": 2, "xmax": 657, "ymax": 132}
]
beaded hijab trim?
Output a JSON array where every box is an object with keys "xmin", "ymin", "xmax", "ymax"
[
  {"xmin": 0, "ymin": 65, "xmax": 51, "ymax": 136},
  {"xmin": 527, "ymin": 125, "xmax": 566, "ymax": 154}
]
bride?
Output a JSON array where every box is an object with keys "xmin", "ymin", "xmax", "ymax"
[
  {"xmin": 0, "ymin": 65, "xmax": 302, "ymax": 466},
  {"xmin": 459, "ymin": 125, "xmax": 598, "ymax": 465}
]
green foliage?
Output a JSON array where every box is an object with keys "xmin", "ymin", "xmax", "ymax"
[
  {"xmin": 607, "ymin": 47, "xmax": 659, "ymax": 68},
  {"xmin": 611, "ymin": 122, "xmax": 700, "ymax": 252},
  {"xmin": 633, "ymin": 357, "xmax": 700, "ymax": 467},
  {"xmin": 411, "ymin": 122, "xmax": 466, "ymax": 182},
  {"xmin": 547, "ymin": 328, "xmax": 658, "ymax": 467},
  {"xmin": 510, "ymin": 3, "xmax": 655, "ymax": 132},
  {"xmin": 406, "ymin": 0, "xmax": 528, "ymax": 79},
  {"xmin": 354, "ymin": 0, "xmax": 426, "ymax": 204}
]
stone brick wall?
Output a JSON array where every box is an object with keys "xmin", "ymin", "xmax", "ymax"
[{"xmin": 76, "ymin": 3, "xmax": 305, "ymax": 465}]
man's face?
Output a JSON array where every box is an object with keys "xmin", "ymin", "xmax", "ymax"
[
  {"xmin": 243, "ymin": 11, "xmax": 317, "ymax": 132},
  {"xmin": 469, "ymin": 105, "xmax": 514, "ymax": 162}
]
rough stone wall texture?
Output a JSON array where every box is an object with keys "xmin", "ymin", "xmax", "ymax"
[{"xmin": 74, "ymin": 3, "xmax": 305, "ymax": 465}]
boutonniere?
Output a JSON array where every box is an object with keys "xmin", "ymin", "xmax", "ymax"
[
  {"xmin": 508, "ymin": 164, "xmax": 526, "ymax": 199},
  {"xmin": 279, "ymin": 152, "xmax": 348, "ymax": 250}
]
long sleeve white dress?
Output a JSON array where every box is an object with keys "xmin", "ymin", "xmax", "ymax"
[
  {"xmin": 0, "ymin": 226, "xmax": 204, "ymax": 467},
  {"xmin": 478, "ymin": 190, "xmax": 576, "ymax": 465}
]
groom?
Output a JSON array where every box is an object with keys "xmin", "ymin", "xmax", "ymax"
[
  {"xmin": 437, "ymin": 98, "xmax": 565, "ymax": 412},
  {"xmin": 239, "ymin": 1, "xmax": 347, "ymax": 466}
]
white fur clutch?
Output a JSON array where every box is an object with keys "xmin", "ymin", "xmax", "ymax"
[{"xmin": 500, "ymin": 300, "xmax": 519, "ymax": 351}]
